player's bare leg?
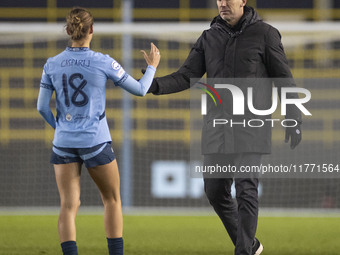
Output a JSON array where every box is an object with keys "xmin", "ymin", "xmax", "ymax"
[
  {"xmin": 88, "ymin": 160, "xmax": 123, "ymax": 238},
  {"xmin": 54, "ymin": 162, "xmax": 82, "ymax": 243}
]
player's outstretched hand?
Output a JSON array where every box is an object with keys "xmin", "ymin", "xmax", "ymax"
[
  {"xmin": 285, "ymin": 122, "xmax": 302, "ymax": 149},
  {"xmin": 140, "ymin": 43, "xmax": 161, "ymax": 69}
]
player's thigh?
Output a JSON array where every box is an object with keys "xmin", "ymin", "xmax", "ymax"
[
  {"xmin": 87, "ymin": 160, "xmax": 121, "ymax": 201},
  {"xmin": 54, "ymin": 163, "xmax": 82, "ymax": 205}
]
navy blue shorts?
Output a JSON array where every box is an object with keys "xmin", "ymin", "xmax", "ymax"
[{"xmin": 50, "ymin": 142, "xmax": 115, "ymax": 168}]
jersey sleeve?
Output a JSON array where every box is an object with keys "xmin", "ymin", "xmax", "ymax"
[
  {"xmin": 104, "ymin": 56, "xmax": 156, "ymax": 96},
  {"xmin": 37, "ymin": 61, "xmax": 56, "ymax": 129},
  {"xmin": 117, "ymin": 65, "xmax": 156, "ymax": 96},
  {"xmin": 40, "ymin": 61, "xmax": 54, "ymax": 90},
  {"xmin": 104, "ymin": 57, "xmax": 128, "ymax": 84}
]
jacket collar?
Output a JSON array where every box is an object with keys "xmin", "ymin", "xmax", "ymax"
[{"xmin": 210, "ymin": 6, "xmax": 261, "ymax": 35}]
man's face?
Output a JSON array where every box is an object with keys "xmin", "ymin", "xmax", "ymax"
[{"xmin": 217, "ymin": 0, "xmax": 246, "ymax": 25}]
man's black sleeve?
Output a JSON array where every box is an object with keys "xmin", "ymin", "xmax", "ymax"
[
  {"xmin": 265, "ymin": 26, "xmax": 302, "ymax": 123},
  {"xmin": 148, "ymin": 33, "xmax": 206, "ymax": 95}
]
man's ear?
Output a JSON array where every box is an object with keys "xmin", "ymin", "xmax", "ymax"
[
  {"xmin": 66, "ymin": 28, "xmax": 71, "ymax": 35},
  {"xmin": 89, "ymin": 25, "xmax": 93, "ymax": 34},
  {"xmin": 241, "ymin": 0, "xmax": 247, "ymax": 7}
]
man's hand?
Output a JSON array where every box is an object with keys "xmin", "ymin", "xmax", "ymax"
[{"xmin": 285, "ymin": 123, "xmax": 302, "ymax": 149}]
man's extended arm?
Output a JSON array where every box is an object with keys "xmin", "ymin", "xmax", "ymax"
[{"xmin": 148, "ymin": 34, "xmax": 206, "ymax": 95}]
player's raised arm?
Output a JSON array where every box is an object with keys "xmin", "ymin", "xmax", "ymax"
[{"xmin": 115, "ymin": 43, "xmax": 161, "ymax": 97}]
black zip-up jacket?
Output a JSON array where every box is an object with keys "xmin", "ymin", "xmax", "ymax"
[{"xmin": 150, "ymin": 6, "xmax": 302, "ymax": 154}]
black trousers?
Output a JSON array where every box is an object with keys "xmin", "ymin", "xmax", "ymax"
[{"xmin": 203, "ymin": 153, "xmax": 261, "ymax": 255}]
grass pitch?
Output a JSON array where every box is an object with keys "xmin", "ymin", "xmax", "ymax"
[{"xmin": 0, "ymin": 215, "xmax": 339, "ymax": 254}]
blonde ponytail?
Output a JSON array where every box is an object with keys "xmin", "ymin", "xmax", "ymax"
[{"xmin": 66, "ymin": 7, "xmax": 93, "ymax": 41}]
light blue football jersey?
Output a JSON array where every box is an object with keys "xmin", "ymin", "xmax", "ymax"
[{"xmin": 39, "ymin": 47, "xmax": 153, "ymax": 148}]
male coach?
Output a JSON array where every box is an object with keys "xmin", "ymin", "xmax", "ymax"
[{"xmin": 147, "ymin": 1, "xmax": 302, "ymax": 254}]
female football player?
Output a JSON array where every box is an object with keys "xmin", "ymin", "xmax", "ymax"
[{"xmin": 37, "ymin": 7, "xmax": 160, "ymax": 255}]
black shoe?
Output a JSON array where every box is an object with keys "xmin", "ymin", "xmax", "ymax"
[{"xmin": 252, "ymin": 238, "xmax": 263, "ymax": 255}]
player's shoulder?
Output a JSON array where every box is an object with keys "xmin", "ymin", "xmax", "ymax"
[
  {"xmin": 88, "ymin": 50, "xmax": 113, "ymax": 62},
  {"xmin": 44, "ymin": 50, "xmax": 66, "ymax": 71},
  {"xmin": 45, "ymin": 49, "xmax": 72, "ymax": 67},
  {"xmin": 88, "ymin": 50, "xmax": 124, "ymax": 77},
  {"xmin": 89, "ymin": 50, "xmax": 122, "ymax": 70},
  {"xmin": 46, "ymin": 50, "xmax": 64, "ymax": 63}
]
